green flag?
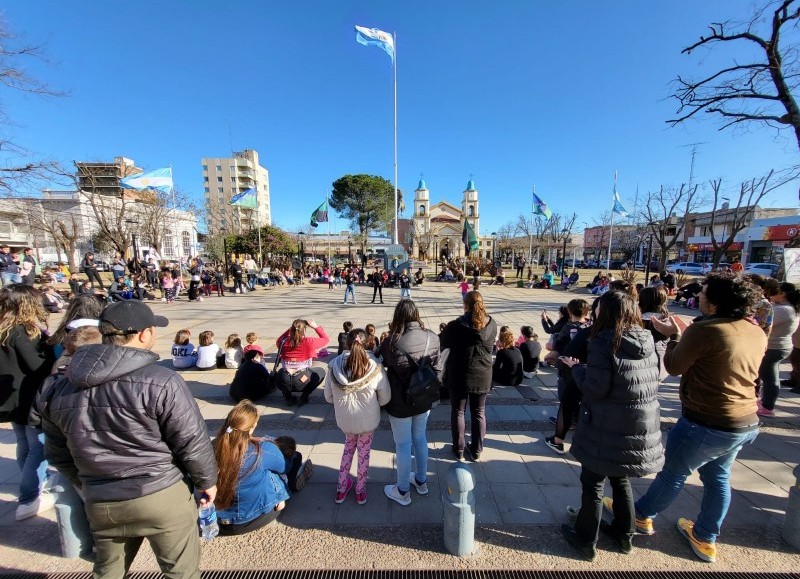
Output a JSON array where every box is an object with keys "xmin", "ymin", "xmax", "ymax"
[
  {"xmin": 462, "ymin": 220, "xmax": 479, "ymax": 256},
  {"xmin": 310, "ymin": 200, "xmax": 329, "ymax": 228}
]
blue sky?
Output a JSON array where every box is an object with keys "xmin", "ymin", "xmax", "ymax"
[{"xmin": 2, "ymin": 1, "xmax": 798, "ymax": 235}]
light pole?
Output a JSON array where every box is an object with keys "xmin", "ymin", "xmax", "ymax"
[
  {"xmin": 347, "ymin": 235, "xmax": 352, "ymax": 265},
  {"xmin": 644, "ymin": 224, "xmax": 656, "ymax": 282},
  {"xmin": 433, "ymin": 234, "xmax": 439, "ymax": 278},
  {"xmin": 124, "ymin": 219, "xmax": 140, "ymax": 273},
  {"xmin": 560, "ymin": 228, "xmax": 569, "ymax": 277},
  {"xmin": 298, "ymin": 232, "xmax": 305, "ymax": 269},
  {"xmin": 491, "ymin": 232, "xmax": 497, "ymax": 266}
]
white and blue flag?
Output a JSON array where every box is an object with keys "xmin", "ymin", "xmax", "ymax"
[
  {"xmin": 612, "ymin": 185, "xmax": 630, "ymax": 218},
  {"xmin": 120, "ymin": 168, "xmax": 173, "ymax": 194},
  {"xmin": 355, "ymin": 25, "xmax": 394, "ymax": 64}
]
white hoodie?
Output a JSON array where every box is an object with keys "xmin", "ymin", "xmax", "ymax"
[{"xmin": 324, "ymin": 352, "xmax": 391, "ymax": 435}]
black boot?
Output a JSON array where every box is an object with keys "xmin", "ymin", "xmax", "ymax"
[
  {"xmin": 561, "ymin": 524, "xmax": 596, "ymax": 562},
  {"xmin": 599, "ymin": 520, "xmax": 633, "ymax": 554}
]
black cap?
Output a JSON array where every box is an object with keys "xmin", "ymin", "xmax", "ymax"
[{"xmin": 99, "ymin": 301, "xmax": 168, "ymax": 335}]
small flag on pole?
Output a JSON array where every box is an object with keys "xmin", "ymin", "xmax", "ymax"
[
  {"xmin": 462, "ymin": 220, "xmax": 479, "ymax": 256},
  {"xmin": 612, "ymin": 185, "xmax": 630, "ymax": 217},
  {"xmin": 355, "ymin": 25, "xmax": 395, "ymax": 64},
  {"xmin": 120, "ymin": 168, "xmax": 173, "ymax": 193},
  {"xmin": 532, "ymin": 192, "xmax": 553, "ymax": 219},
  {"xmin": 310, "ymin": 200, "xmax": 329, "ymax": 228},
  {"xmin": 229, "ymin": 188, "xmax": 258, "ymax": 208}
]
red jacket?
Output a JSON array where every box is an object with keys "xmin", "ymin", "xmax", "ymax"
[{"xmin": 277, "ymin": 326, "xmax": 329, "ymax": 362}]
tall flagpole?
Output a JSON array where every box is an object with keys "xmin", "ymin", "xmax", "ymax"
[
  {"xmin": 169, "ymin": 165, "xmax": 181, "ymax": 267},
  {"xmin": 326, "ymin": 194, "xmax": 331, "ymax": 266},
  {"xmin": 254, "ymin": 179, "xmax": 263, "ymax": 267},
  {"xmin": 393, "ymin": 31, "xmax": 398, "ymax": 245},
  {"xmin": 529, "ymin": 186, "xmax": 535, "ymax": 263},
  {"xmin": 606, "ymin": 171, "xmax": 617, "ymax": 272}
]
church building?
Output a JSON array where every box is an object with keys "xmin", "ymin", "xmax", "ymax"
[{"xmin": 411, "ymin": 178, "xmax": 494, "ymax": 261}]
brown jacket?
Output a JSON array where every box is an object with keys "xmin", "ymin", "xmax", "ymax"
[{"xmin": 664, "ymin": 317, "xmax": 766, "ymax": 429}]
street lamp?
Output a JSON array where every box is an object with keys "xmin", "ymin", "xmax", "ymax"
[
  {"xmin": 491, "ymin": 232, "xmax": 497, "ymax": 265},
  {"xmin": 644, "ymin": 223, "xmax": 656, "ymax": 282},
  {"xmin": 560, "ymin": 228, "xmax": 570, "ymax": 277},
  {"xmin": 433, "ymin": 234, "xmax": 439, "ymax": 278},
  {"xmin": 298, "ymin": 232, "xmax": 305, "ymax": 267},
  {"xmin": 347, "ymin": 235, "xmax": 352, "ymax": 265},
  {"xmin": 124, "ymin": 219, "xmax": 140, "ymax": 273}
]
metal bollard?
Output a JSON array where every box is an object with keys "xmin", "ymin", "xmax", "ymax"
[
  {"xmin": 782, "ymin": 465, "xmax": 800, "ymax": 550},
  {"xmin": 442, "ymin": 461, "xmax": 476, "ymax": 556}
]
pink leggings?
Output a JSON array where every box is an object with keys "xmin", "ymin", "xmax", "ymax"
[{"xmin": 337, "ymin": 432, "xmax": 374, "ymax": 494}]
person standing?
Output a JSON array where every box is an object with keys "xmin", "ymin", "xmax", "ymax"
[
  {"xmin": 81, "ymin": 252, "xmax": 105, "ymax": 290},
  {"xmin": 111, "ymin": 252, "xmax": 126, "ymax": 282},
  {"xmin": 757, "ymin": 281, "xmax": 800, "ymax": 417},
  {"xmin": 371, "ymin": 268, "xmax": 384, "ymax": 304},
  {"xmin": 20, "ymin": 248, "xmax": 37, "ymax": 286},
  {"xmin": 617, "ymin": 272, "xmax": 766, "ymax": 564},
  {"xmin": 0, "ymin": 244, "xmax": 22, "ymax": 286},
  {"xmin": 399, "ymin": 269, "xmax": 411, "ymax": 300},
  {"xmin": 343, "ymin": 268, "xmax": 357, "ymax": 305},
  {"xmin": 37, "ymin": 300, "xmax": 217, "ymax": 579},
  {"xmin": 0, "ymin": 285, "xmax": 56, "ymax": 520},
  {"xmin": 440, "ymin": 291, "xmax": 497, "ymax": 461},
  {"xmin": 243, "ymin": 254, "xmax": 258, "ymax": 290},
  {"xmin": 379, "ymin": 300, "xmax": 444, "ymax": 505},
  {"xmin": 231, "ymin": 260, "xmax": 245, "ymax": 294},
  {"xmin": 559, "ymin": 291, "xmax": 663, "ymax": 561}
]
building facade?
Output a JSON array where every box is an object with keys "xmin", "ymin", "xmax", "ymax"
[
  {"xmin": 411, "ymin": 179, "xmax": 494, "ymax": 260},
  {"xmin": 75, "ymin": 157, "xmax": 142, "ymax": 197},
  {"xmin": 202, "ymin": 149, "xmax": 271, "ymax": 234}
]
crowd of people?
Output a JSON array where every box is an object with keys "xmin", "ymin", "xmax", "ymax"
[{"xmin": 0, "ymin": 260, "xmax": 796, "ymax": 574}]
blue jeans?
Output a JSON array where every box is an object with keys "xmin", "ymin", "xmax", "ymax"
[
  {"xmin": 388, "ymin": 411, "xmax": 430, "ymax": 493},
  {"xmin": 343, "ymin": 285, "xmax": 356, "ymax": 304},
  {"xmin": 400, "ymin": 288, "xmax": 411, "ymax": 299},
  {"xmin": 12, "ymin": 424, "xmax": 48, "ymax": 504},
  {"xmin": 1, "ymin": 272, "xmax": 22, "ymax": 286},
  {"xmin": 635, "ymin": 416, "xmax": 758, "ymax": 543},
  {"xmin": 759, "ymin": 347, "xmax": 791, "ymax": 410}
]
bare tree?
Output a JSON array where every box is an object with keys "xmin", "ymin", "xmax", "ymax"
[
  {"xmin": 640, "ymin": 184, "xmax": 704, "ymax": 269},
  {"xmin": 669, "ymin": 0, "xmax": 800, "ymax": 151},
  {"xmin": 138, "ymin": 188, "xmax": 198, "ymax": 257},
  {"xmin": 410, "ymin": 219, "xmax": 433, "ymax": 260},
  {"xmin": 707, "ymin": 169, "xmax": 787, "ymax": 266},
  {"xmin": 74, "ymin": 162, "xmax": 135, "ymax": 257},
  {"xmin": 0, "ymin": 18, "xmax": 64, "ymax": 194}
]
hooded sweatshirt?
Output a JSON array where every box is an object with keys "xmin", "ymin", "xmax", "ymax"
[
  {"xmin": 35, "ymin": 343, "xmax": 217, "ymax": 502},
  {"xmin": 440, "ymin": 313, "xmax": 498, "ymax": 395},
  {"xmin": 324, "ymin": 351, "xmax": 391, "ymax": 434},
  {"xmin": 570, "ymin": 327, "xmax": 664, "ymax": 478}
]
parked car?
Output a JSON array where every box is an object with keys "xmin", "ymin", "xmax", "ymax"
[
  {"xmin": 744, "ymin": 262, "xmax": 780, "ymax": 277},
  {"xmin": 666, "ymin": 262, "xmax": 707, "ymax": 275},
  {"xmin": 609, "ymin": 260, "xmax": 627, "ymax": 270}
]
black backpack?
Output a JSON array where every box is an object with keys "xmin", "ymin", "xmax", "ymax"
[{"xmin": 394, "ymin": 332, "xmax": 442, "ymax": 409}]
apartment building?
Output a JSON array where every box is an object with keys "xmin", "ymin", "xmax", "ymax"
[
  {"xmin": 76, "ymin": 157, "xmax": 142, "ymax": 197},
  {"xmin": 202, "ymin": 149, "xmax": 271, "ymax": 234}
]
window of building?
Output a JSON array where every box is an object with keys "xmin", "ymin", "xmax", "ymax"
[
  {"xmin": 419, "ymin": 205, "xmax": 425, "ymax": 216},
  {"xmin": 202, "ymin": 164, "xmax": 208, "ymax": 171},
  {"xmin": 217, "ymin": 176, "xmax": 223, "ymax": 182},
  {"xmin": 218, "ymin": 187, "xmax": 223, "ymax": 193},
  {"xmin": 230, "ymin": 165, "xmax": 235, "ymax": 171},
  {"xmin": 182, "ymin": 231, "xmax": 191, "ymax": 254},
  {"xmin": 216, "ymin": 165, "xmax": 222, "ymax": 171},
  {"xmin": 231, "ymin": 177, "xmax": 236, "ymax": 183},
  {"xmin": 203, "ymin": 176, "xmax": 208, "ymax": 182},
  {"xmin": 468, "ymin": 205, "xmax": 474, "ymax": 217},
  {"xmin": 164, "ymin": 234, "xmax": 174, "ymax": 257},
  {"xmin": 204, "ymin": 187, "xmax": 209, "ymax": 193}
]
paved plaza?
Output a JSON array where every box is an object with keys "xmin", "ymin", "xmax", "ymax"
[{"xmin": 1, "ymin": 280, "xmax": 799, "ymax": 573}]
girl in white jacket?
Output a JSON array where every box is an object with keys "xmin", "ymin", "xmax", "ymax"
[{"xmin": 324, "ymin": 329, "xmax": 391, "ymax": 505}]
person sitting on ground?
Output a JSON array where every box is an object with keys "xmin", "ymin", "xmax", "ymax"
[
  {"xmin": 414, "ymin": 268, "xmax": 424, "ymax": 285},
  {"xmin": 588, "ymin": 270, "xmax": 603, "ymax": 289},
  {"xmin": 492, "ymin": 326, "xmax": 524, "ymax": 386},
  {"xmin": 674, "ymin": 281, "xmax": 702, "ymax": 307},
  {"xmin": 274, "ymin": 319, "xmax": 329, "ymax": 406},
  {"xmin": 229, "ymin": 350, "xmax": 272, "ymax": 402},
  {"xmin": 364, "ymin": 323, "xmax": 380, "ymax": 353},
  {"xmin": 195, "ymin": 330, "xmax": 222, "ymax": 370},
  {"xmin": 518, "ymin": 326, "xmax": 542, "ymax": 378},
  {"xmin": 171, "ymin": 329, "xmax": 196, "ymax": 369},
  {"xmin": 224, "ymin": 333, "xmax": 244, "ymax": 369},
  {"xmin": 214, "ymin": 400, "xmax": 312, "ymax": 536},
  {"xmin": 542, "ymin": 271, "xmax": 554, "ymax": 288},
  {"xmin": 649, "ymin": 274, "xmax": 664, "ymax": 287},
  {"xmin": 542, "ymin": 306, "xmax": 569, "ymax": 335},
  {"xmin": 41, "ymin": 282, "xmax": 67, "ymax": 313},
  {"xmin": 109, "ymin": 276, "xmax": 134, "ymax": 302},
  {"xmin": 338, "ymin": 321, "xmax": 353, "ymax": 355},
  {"xmin": 243, "ymin": 332, "xmax": 261, "ymax": 355},
  {"xmin": 591, "ymin": 277, "xmax": 610, "ymax": 296},
  {"xmin": 568, "ymin": 270, "xmax": 580, "ymax": 288}
]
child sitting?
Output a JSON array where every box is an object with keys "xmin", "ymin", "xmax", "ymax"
[
  {"xmin": 243, "ymin": 332, "xmax": 260, "ymax": 355},
  {"xmin": 171, "ymin": 329, "xmax": 197, "ymax": 369},
  {"xmin": 337, "ymin": 321, "xmax": 353, "ymax": 355},
  {"xmin": 517, "ymin": 326, "xmax": 542, "ymax": 378},
  {"xmin": 196, "ymin": 330, "xmax": 222, "ymax": 370},
  {"xmin": 229, "ymin": 350, "xmax": 272, "ymax": 402},
  {"xmin": 224, "ymin": 333, "xmax": 244, "ymax": 369},
  {"xmin": 492, "ymin": 327, "xmax": 524, "ymax": 386},
  {"xmin": 364, "ymin": 324, "xmax": 379, "ymax": 353}
]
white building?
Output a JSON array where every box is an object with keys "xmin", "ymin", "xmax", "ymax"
[{"xmin": 202, "ymin": 149, "xmax": 271, "ymax": 234}]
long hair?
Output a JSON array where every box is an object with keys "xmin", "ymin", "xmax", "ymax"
[
  {"xmin": 779, "ymin": 282, "xmax": 800, "ymax": 313},
  {"xmin": 344, "ymin": 329, "xmax": 370, "ymax": 381},
  {"xmin": 213, "ymin": 400, "xmax": 261, "ymax": 510},
  {"xmin": 0, "ymin": 284, "xmax": 48, "ymax": 346},
  {"xmin": 289, "ymin": 319, "xmax": 307, "ymax": 349},
  {"xmin": 590, "ymin": 291, "xmax": 643, "ymax": 353},
  {"xmin": 464, "ymin": 291, "xmax": 488, "ymax": 330},
  {"xmin": 498, "ymin": 327, "xmax": 514, "ymax": 349},
  {"xmin": 638, "ymin": 286, "xmax": 668, "ymax": 317},
  {"xmin": 225, "ymin": 334, "xmax": 241, "ymax": 349},
  {"xmin": 47, "ymin": 294, "xmax": 106, "ymax": 346},
  {"xmin": 388, "ymin": 299, "xmax": 424, "ymax": 338}
]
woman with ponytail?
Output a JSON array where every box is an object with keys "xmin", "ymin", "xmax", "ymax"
[
  {"xmin": 758, "ymin": 281, "xmax": 800, "ymax": 417},
  {"xmin": 214, "ymin": 400, "xmax": 309, "ymax": 535},
  {"xmin": 324, "ymin": 329, "xmax": 391, "ymax": 505},
  {"xmin": 275, "ymin": 318, "xmax": 329, "ymax": 406},
  {"xmin": 440, "ymin": 290, "xmax": 497, "ymax": 461}
]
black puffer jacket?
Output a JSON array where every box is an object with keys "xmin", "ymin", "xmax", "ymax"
[
  {"xmin": 570, "ymin": 327, "xmax": 664, "ymax": 478},
  {"xmin": 35, "ymin": 343, "xmax": 217, "ymax": 502},
  {"xmin": 440, "ymin": 314, "xmax": 497, "ymax": 395},
  {"xmin": 379, "ymin": 322, "xmax": 445, "ymax": 418}
]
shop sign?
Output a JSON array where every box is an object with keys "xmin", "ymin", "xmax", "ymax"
[{"xmin": 762, "ymin": 225, "xmax": 800, "ymax": 241}]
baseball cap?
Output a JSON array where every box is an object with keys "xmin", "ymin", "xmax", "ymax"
[{"xmin": 99, "ymin": 301, "xmax": 169, "ymax": 335}]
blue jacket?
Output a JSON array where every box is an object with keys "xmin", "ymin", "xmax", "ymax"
[{"xmin": 217, "ymin": 440, "xmax": 290, "ymax": 526}]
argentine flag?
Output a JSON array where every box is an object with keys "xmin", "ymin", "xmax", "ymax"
[
  {"xmin": 612, "ymin": 186, "xmax": 630, "ymax": 218},
  {"xmin": 229, "ymin": 188, "xmax": 258, "ymax": 209},
  {"xmin": 355, "ymin": 25, "xmax": 394, "ymax": 64},
  {"xmin": 120, "ymin": 168, "xmax": 173, "ymax": 194}
]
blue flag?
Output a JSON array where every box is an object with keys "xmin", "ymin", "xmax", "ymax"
[
  {"xmin": 355, "ymin": 25, "xmax": 395, "ymax": 64},
  {"xmin": 120, "ymin": 168, "xmax": 173, "ymax": 193},
  {"xmin": 612, "ymin": 186, "xmax": 630, "ymax": 217},
  {"xmin": 229, "ymin": 188, "xmax": 258, "ymax": 209},
  {"xmin": 532, "ymin": 192, "xmax": 553, "ymax": 219}
]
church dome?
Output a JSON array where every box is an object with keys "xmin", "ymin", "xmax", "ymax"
[
  {"xmin": 417, "ymin": 178, "xmax": 427, "ymax": 191},
  {"xmin": 466, "ymin": 179, "xmax": 477, "ymax": 191}
]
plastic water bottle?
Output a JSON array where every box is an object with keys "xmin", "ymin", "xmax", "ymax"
[{"xmin": 198, "ymin": 503, "xmax": 219, "ymax": 541}]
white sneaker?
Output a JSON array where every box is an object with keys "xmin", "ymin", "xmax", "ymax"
[
  {"xmin": 384, "ymin": 484, "xmax": 411, "ymax": 506},
  {"xmin": 16, "ymin": 493, "xmax": 57, "ymax": 521},
  {"xmin": 197, "ymin": 297, "xmax": 203, "ymax": 302},
  {"xmin": 408, "ymin": 473, "xmax": 429, "ymax": 495},
  {"xmin": 161, "ymin": 297, "xmax": 166, "ymax": 302},
  {"xmin": 41, "ymin": 473, "xmax": 64, "ymax": 494}
]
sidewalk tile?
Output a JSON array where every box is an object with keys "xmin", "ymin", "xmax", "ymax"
[{"xmin": 493, "ymin": 483, "xmax": 555, "ymax": 524}]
